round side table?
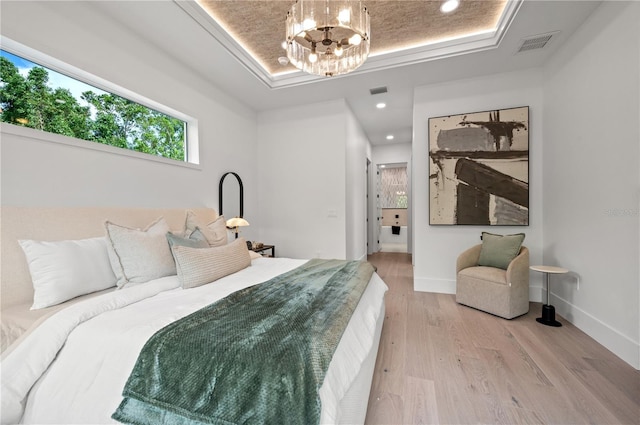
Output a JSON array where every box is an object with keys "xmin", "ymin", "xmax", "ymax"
[{"xmin": 530, "ymin": 265, "xmax": 569, "ymax": 327}]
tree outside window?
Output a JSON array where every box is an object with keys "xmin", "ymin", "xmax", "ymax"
[{"xmin": 0, "ymin": 51, "xmax": 186, "ymax": 161}]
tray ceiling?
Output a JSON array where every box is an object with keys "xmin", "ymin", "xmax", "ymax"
[{"xmin": 180, "ymin": 0, "xmax": 518, "ymax": 88}]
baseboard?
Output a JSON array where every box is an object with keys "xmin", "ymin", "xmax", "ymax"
[
  {"xmin": 413, "ymin": 278, "xmax": 639, "ymax": 369},
  {"xmin": 551, "ymin": 292, "xmax": 640, "ymax": 370},
  {"xmin": 414, "ymin": 277, "xmax": 456, "ymax": 294},
  {"xmin": 414, "ymin": 277, "xmax": 545, "ymax": 303},
  {"xmin": 529, "ymin": 285, "xmax": 543, "ymax": 303}
]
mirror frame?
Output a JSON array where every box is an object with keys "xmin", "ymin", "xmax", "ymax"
[{"xmin": 218, "ymin": 172, "xmax": 244, "ymax": 218}]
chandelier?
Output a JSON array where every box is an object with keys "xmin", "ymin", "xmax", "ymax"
[{"xmin": 285, "ymin": 0, "xmax": 370, "ymax": 77}]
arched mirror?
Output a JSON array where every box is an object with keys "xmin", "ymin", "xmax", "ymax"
[{"xmin": 219, "ymin": 172, "xmax": 244, "ymax": 219}]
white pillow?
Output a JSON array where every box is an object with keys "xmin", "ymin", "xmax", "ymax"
[
  {"xmin": 184, "ymin": 210, "xmax": 227, "ymax": 247},
  {"xmin": 19, "ymin": 237, "xmax": 117, "ymax": 310},
  {"xmin": 171, "ymin": 237, "xmax": 251, "ymax": 289},
  {"xmin": 104, "ymin": 217, "xmax": 176, "ymax": 288}
]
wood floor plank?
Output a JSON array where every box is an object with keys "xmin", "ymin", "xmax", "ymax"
[
  {"xmin": 584, "ymin": 357, "xmax": 640, "ymax": 411},
  {"xmin": 403, "ymin": 376, "xmax": 439, "ymax": 425},
  {"xmin": 501, "ymin": 404, "xmax": 545, "ymax": 425},
  {"xmin": 373, "ymin": 292, "xmax": 408, "ymax": 396},
  {"xmin": 477, "ymin": 346, "xmax": 577, "ymax": 424},
  {"xmin": 405, "ymin": 301, "xmax": 440, "ymax": 380},
  {"xmin": 364, "ymin": 252, "xmax": 640, "ymax": 425},
  {"xmin": 365, "ymin": 254, "xmax": 410, "ymax": 424},
  {"xmin": 568, "ymin": 365, "xmax": 640, "ymax": 424},
  {"xmin": 365, "ymin": 391, "xmax": 404, "ymax": 425},
  {"xmin": 500, "ymin": 323, "xmax": 623, "ymax": 424}
]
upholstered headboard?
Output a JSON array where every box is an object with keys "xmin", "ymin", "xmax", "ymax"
[{"xmin": 0, "ymin": 207, "xmax": 218, "ymax": 309}]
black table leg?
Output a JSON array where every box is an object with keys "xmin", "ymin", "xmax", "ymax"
[{"xmin": 536, "ymin": 272, "xmax": 562, "ymax": 327}]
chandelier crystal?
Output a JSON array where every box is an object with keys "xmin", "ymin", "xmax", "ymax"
[{"xmin": 285, "ymin": 0, "xmax": 370, "ymax": 77}]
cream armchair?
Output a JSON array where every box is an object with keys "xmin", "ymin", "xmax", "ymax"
[{"xmin": 456, "ymin": 244, "xmax": 530, "ymax": 319}]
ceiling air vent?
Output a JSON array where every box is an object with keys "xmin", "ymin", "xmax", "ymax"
[
  {"xmin": 369, "ymin": 86, "xmax": 388, "ymax": 95},
  {"xmin": 515, "ymin": 31, "xmax": 559, "ymax": 54}
]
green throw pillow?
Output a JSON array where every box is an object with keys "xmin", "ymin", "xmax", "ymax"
[
  {"xmin": 478, "ymin": 232, "xmax": 525, "ymax": 270},
  {"xmin": 166, "ymin": 232, "xmax": 209, "ymax": 249}
]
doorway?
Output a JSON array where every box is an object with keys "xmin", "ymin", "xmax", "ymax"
[{"xmin": 377, "ymin": 163, "xmax": 409, "ymax": 253}]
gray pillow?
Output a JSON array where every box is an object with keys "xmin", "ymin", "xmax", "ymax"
[
  {"xmin": 187, "ymin": 227, "xmax": 208, "ymax": 243},
  {"xmin": 184, "ymin": 211, "xmax": 227, "ymax": 247},
  {"xmin": 105, "ymin": 217, "xmax": 176, "ymax": 288},
  {"xmin": 166, "ymin": 232, "xmax": 208, "ymax": 267},
  {"xmin": 477, "ymin": 232, "xmax": 525, "ymax": 270}
]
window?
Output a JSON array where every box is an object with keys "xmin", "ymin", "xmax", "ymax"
[{"xmin": 0, "ymin": 39, "xmax": 198, "ymax": 164}]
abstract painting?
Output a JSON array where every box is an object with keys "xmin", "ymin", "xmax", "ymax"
[{"xmin": 429, "ymin": 106, "xmax": 529, "ymax": 225}]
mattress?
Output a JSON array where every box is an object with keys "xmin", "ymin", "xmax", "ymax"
[
  {"xmin": 1, "ymin": 257, "xmax": 388, "ymax": 424},
  {"xmin": 1, "ymin": 288, "xmax": 114, "ymax": 354}
]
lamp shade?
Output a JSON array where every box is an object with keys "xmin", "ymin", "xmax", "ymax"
[{"xmin": 226, "ymin": 217, "xmax": 250, "ymax": 228}]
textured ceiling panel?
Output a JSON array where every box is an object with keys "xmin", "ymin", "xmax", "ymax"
[{"xmin": 198, "ymin": 0, "xmax": 507, "ymax": 75}]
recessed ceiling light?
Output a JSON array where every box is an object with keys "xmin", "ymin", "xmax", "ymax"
[
  {"xmin": 376, "ymin": 102, "xmax": 386, "ymax": 109},
  {"xmin": 386, "ymin": 135, "xmax": 394, "ymax": 140},
  {"xmin": 380, "ymin": 165, "xmax": 386, "ymax": 168},
  {"xmin": 440, "ymin": 0, "xmax": 459, "ymax": 13}
]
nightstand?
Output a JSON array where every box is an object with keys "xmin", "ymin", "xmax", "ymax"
[{"xmin": 251, "ymin": 244, "xmax": 275, "ymax": 257}]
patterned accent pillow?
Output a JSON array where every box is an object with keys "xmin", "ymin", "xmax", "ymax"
[
  {"xmin": 171, "ymin": 237, "xmax": 251, "ymax": 289},
  {"xmin": 105, "ymin": 217, "xmax": 176, "ymax": 288},
  {"xmin": 184, "ymin": 210, "xmax": 227, "ymax": 247}
]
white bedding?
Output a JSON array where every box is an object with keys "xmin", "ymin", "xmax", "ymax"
[{"xmin": 1, "ymin": 257, "xmax": 387, "ymax": 425}]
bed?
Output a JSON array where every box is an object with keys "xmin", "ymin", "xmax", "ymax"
[{"xmin": 0, "ymin": 206, "xmax": 387, "ymax": 425}]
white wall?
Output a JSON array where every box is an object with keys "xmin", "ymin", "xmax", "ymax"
[
  {"xmin": 372, "ymin": 143, "xmax": 412, "ymax": 165},
  {"xmin": 0, "ymin": 1, "xmax": 259, "ymax": 240},
  {"xmin": 413, "ymin": 69, "xmax": 545, "ymax": 298},
  {"xmin": 257, "ymin": 100, "xmax": 347, "ymax": 260},
  {"xmin": 370, "ymin": 143, "xmax": 412, "ymax": 254},
  {"xmin": 345, "ymin": 106, "xmax": 372, "ymax": 261},
  {"xmin": 542, "ymin": 1, "xmax": 640, "ymax": 368}
]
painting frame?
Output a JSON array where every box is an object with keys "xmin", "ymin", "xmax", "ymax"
[{"xmin": 428, "ymin": 106, "xmax": 529, "ymax": 226}]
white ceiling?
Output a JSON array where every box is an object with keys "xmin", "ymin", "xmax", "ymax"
[{"xmin": 88, "ymin": 0, "xmax": 600, "ymax": 146}]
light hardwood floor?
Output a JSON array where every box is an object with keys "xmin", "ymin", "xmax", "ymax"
[{"xmin": 364, "ymin": 252, "xmax": 639, "ymax": 425}]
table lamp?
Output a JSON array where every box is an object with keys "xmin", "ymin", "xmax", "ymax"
[{"xmin": 226, "ymin": 217, "xmax": 249, "ymax": 239}]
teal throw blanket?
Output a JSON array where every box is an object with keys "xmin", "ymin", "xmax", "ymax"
[{"xmin": 112, "ymin": 259, "xmax": 375, "ymax": 425}]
